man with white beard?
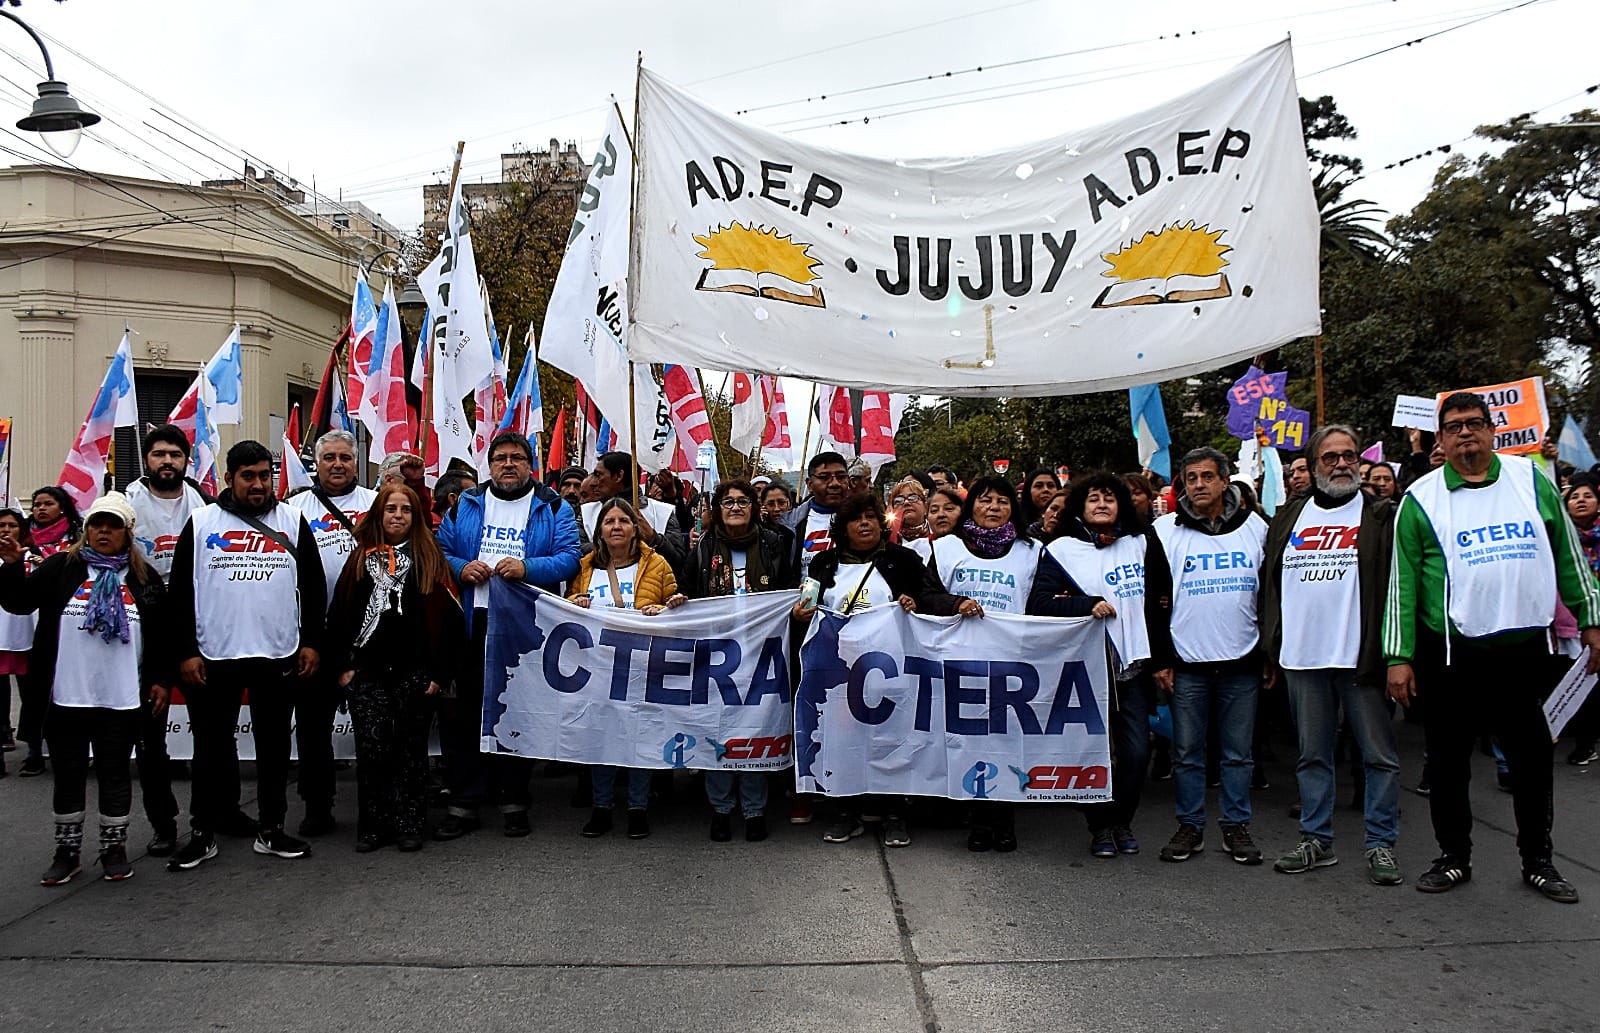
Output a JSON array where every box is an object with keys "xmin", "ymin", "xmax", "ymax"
[{"xmin": 1260, "ymin": 425, "xmax": 1403, "ymax": 887}]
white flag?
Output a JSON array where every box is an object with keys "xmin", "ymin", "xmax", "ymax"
[
  {"xmin": 540, "ymin": 105, "xmax": 672, "ymax": 472},
  {"xmin": 628, "ymin": 41, "xmax": 1319, "ymax": 396},
  {"xmin": 417, "ymin": 169, "xmax": 495, "ymax": 468},
  {"xmin": 728, "ymin": 372, "xmax": 766, "ymax": 454}
]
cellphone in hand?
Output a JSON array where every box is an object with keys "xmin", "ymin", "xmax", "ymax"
[{"xmin": 800, "ymin": 578, "xmax": 821, "ymax": 608}]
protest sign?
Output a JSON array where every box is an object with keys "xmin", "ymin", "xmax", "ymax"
[
  {"xmin": 1391, "ymin": 394, "xmax": 1438, "ymax": 432},
  {"xmin": 1225, "ymin": 365, "xmax": 1308, "ymax": 449},
  {"xmin": 630, "ymin": 42, "xmax": 1320, "ymax": 396},
  {"xmin": 484, "ymin": 579, "xmax": 798, "ymax": 771},
  {"xmin": 1545, "ymin": 648, "xmax": 1598, "ymax": 741},
  {"xmin": 1438, "ymin": 376, "xmax": 1549, "ymax": 455},
  {"xmin": 794, "ymin": 606, "xmax": 1113, "ymax": 803}
]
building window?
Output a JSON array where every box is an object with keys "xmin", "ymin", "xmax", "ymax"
[{"xmin": 112, "ymin": 371, "xmax": 189, "ymax": 490}]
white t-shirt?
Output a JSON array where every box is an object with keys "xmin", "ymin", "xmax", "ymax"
[
  {"xmin": 1155, "ymin": 510, "xmax": 1268, "ymax": 663},
  {"xmin": 1279, "ymin": 494, "xmax": 1363, "ymax": 670},
  {"xmin": 586, "ymin": 562, "xmax": 639, "ymax": 609},
  {"xmin": 729, "ymin": 548, "xmax": 750, "ymax": 596},
  {"xmin": 473, "ymin": 490, "xmax": 535, "ymax": 610},
  {"xmin": 287, "ymin": 485, "xmax": 376, "ymax": 609},
  {"xmin": 928, "ymin": 535, "xmax": 1038, "ymax": 615},
  {"xmin": 53, "ymin": 572, "xmax": 142, "ymax": 710},
  {"xmin": 0, "ymin": 556, "xmax": 38, "ymax": 651},
  {"xmin": 581, "ymin": 498, "xmax": 676, "ymax": 540},
  {"xmin": 127, "ymin": 479, "xmax": 208, "ymax": 580},
  {"xmin": 798, "ymin": 507, "xmax": 834, "ymax": 576},
  {"xmin": 189, "ymin": 502, "xmax": 308, "ymax": 661},
  {"xmin": 820, "ymin": 562, "xmax": 895, "ymax": 613}
]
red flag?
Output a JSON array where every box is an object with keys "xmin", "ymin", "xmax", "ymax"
[
  {"xmin": 759, "ymin": 375, "xmax": 793, "ymax": 468},
  {"xmin": 278, "ymin": 404, "xmax": 312, "ymax": 499},
  {"xmin": 858, "ymin": 392, "xmax": 905, "ymax": 468},
  {"xmin": 820, "ymin": 385, "xmax": 856, "ymax": 459},
  {"xmin": 308, "ymin": 328, "xmax": 350, "ymax": 439},
  {"xmin": 546, "ymin": 406, "xmax": 568, "ymax": 473}
]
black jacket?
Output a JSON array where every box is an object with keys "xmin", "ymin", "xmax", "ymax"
[
  {"xmin": 1027, "ymin": 521, "xmax": 1176, "ymax": 670},
  {"xmin": 807, "ymin": 543, "xmax": 962, "ymax": 615},
  {"xmin": 168, "ymin": 490, "xmax": 326, "ymax": 660},
  {"xmin": 324, "ymin": 550, "xmax": 464, "ymax": 686},
  {"xmin": 1259, "ymin": 489, "xmax": 1396, "ymax": 685},
  {"xmin": 0, "ymin": 551, "xmax": 175, "ymax": 696},
  {"xmin": 683, "ymin": 526, "xmax": 799, "ymax": 599}
]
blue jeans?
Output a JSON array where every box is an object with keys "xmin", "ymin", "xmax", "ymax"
[
  {"xmin": 1171, "ymin": 668, "xmax": 1258, "ymax": 827},
  {"xmin": 592, "ymin": 767, "xmax": 650, "ymax": 810},
  {"xmin": 1284, "ymin": 669, "xmax": 1401, "ymax": 849},
  {"xmin": 1085, "ymin": 672, "xmax": 1153, "ymax": 832},
  {"xmin": 705, "ymin": 771, "xmax": 769, "ymax": 817}
]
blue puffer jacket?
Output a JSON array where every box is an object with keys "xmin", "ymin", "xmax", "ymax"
[{"xmin": 438, "ymin": 482, "xmax": 580, "ymax": 624}]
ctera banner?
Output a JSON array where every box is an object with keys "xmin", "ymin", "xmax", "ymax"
[
  {"xmin": 795, "ymin": 606, "xmax": 1113, "ymax": 803},
  {"xmin": 484, "ymin": 579, "xmax": 799, "ymax": 771},
  {"xmin": 629, "ymin": 40, "xmax": 1318, "ymax": 397}
]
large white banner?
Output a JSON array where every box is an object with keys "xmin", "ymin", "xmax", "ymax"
[
  {"xmin": 157, "ymin": 698, "xmax": 439, "ymax": 760},
  {"xmin": 484, "ymin": 579, "xmax": 798, "ymax": 771},
  {"xmin": 795, "ymin": 606, "xmax": 1113, "ymax": 802},
  {"xmin": 541, "ymin": 106, "xmax": 673, "ymax": 471},
  {"xmin": 630, "ymin": 41, "xmax": 1319, "ymax": 396},
  {"xmin": 417, "ymin": 174, "xmax": 495, "ymax": 467}
]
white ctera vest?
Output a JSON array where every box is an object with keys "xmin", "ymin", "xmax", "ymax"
[
  {"xmin": 287, "ymin": 484, "xmax": 377, "ymax": 609},
  {"xmin": 1047, "ymin": 534, "xmax": 1152, "ymax": 671},
  {"xmin": 188, "ymin": 502, "xmax": 307, "ymax": 661},
  {"xmin": 126, "ymin": 479, "xmax": 208, "ymax": 580},
  {"xmin": 1155, "ymin": 510, "xmax": 1268, "ymax": 663},
  {"xmin": 929, "ymin": 535, "xmax": 1038, "ymax": 615},
  {"xmin": 582, "ymin": 497, "xmax": 675, "ymax": 541},
  {"xmin": 1404, "ymin": 453, "xmax": 1556, "ymax": 644}
]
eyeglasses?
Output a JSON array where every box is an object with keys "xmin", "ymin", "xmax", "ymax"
[
  {"xmin": 811, "ymin": 471, "xmax": 849, "ymax": 483},
  {"xmin": 891, "ymin": 495, "xmax": 925, "ymax": 506},
  {"xmin": 1318, "ymin": 451, "xmax": 1360, "ymax": 467},
  {"xmin": 490, "ymin": 453, "xmax": 530, "ymax": 466},
  {"xmin": 720, "ymin": 498, "xmax": 753, "ymax": 510},
  {"xmin": 1440, "ymin": 417, "xmax": 1491, "ymax": 436}
]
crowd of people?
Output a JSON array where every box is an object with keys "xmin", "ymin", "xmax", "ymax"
[{"xmin": 0, "ymin": 390, "xmax": 1594, "ymax": 907}]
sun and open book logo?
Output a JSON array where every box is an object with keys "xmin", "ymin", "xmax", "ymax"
[
  {"xmin": 693, "ymin": 222, "xmax": 826, "ymax": 309},
  {"xmin": 1093, "ymin": 221, "xmax": 1233, "ymax": 309}
]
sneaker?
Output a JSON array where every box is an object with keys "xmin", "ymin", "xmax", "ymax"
[
  {"xmin": 581, "ymin": 808, "xmax": 613, "ymax": 838},
  {"xmin": 1413, "ymin": 779, "xmax": 1431, "ymax": 797},
  {"xmin": 354, "ymin": 834, "xmax": 388, "ymax": 854},
  {"xmin": 1159, "ymin": 823, "xmax": 1204, "ymax": 862},
  {"xmin": 99, "ymin": 844, "xmax": 134, "ymax": 881},
  {"xmin": 2, "ymin": 731, "xmax": 15, "ymax": 750},
  {"xmin": 297, "ymin": 810, "xmax": 336, "ymax": 837},
  {"xmin": 1112, "ymin": 827, "xmax": 1140, "ymax": 855},
  {"xmin": 146, "ymin": 827, "xmax": 178, "ymax": 857},
  {"xmin": 967, "ymin": 825, "xmax": 993, "ymax": 852},
  {"xmin": 502, "ymin": 810, "xmax": 531, "ymax": 838},
  {"xmin": 1415, "ymin": 856, "xmax": 1471, "ymax": 893},
  {"xmin": 1274, "ymin": 837, "xmax": 1338, "ymax": 874},
  {"xmin": 432, "ymin": 813, "xmax": 480, "ymax": 841},
  {"xmin": 167, "ymin": 832, "xmax": 218, "ymax": 871},
  {"xmin": 1568, "ymin": 743, "xmax": 1599, "ymax": 767},
  {"xmin": 1220, "ymin": 824, "xmax": 1263, "ymax": 865},
  {"xmin": 992, "ymin": 823, "xmax": 1017, "ymax": 853},
  {"xmin": 1524, "ymin": 863, "xmax": 1579, "ymax": 903},
  {"xmin": 1366, "ymin": 846, "xmax": 1403, "ymax": 886},
  {"xmin": 822, "ymin": 816, "xmax": 865, "ymax": 843},
  {"xmin": 744, "ymin": 815, "xmax": 768, "ymax": 843},
  {"xmin": 882, "ymin": 815, "xmax": 911, "ymax": 848},
  {"xmin": 626, "ymin": 809, "xmax": 650, "ymax": 839},
  {"xmin": 709, "ymin": 812, "xmax": 733, "ymax": 842},
  {"xmin": 1090, "ymin": 829, "xmax": 1118, "ymax": 859},
  {"xmin": 19, "ymin": 754, "xmax": 45, "ymax": 777},
  {"xmin": 39, "ymin": 847, "xmax": 81, "ymax": 886},
  {"xmin": 396, "ymin": 833, "xmax": 425, "ymax": 853},
  {"xmin": 788, "ymin": 797, "xmax": 815, "ymax": 825},
  {"xmin": 253, "ymin": 828, "xmax": 310, "ymax": 859}
]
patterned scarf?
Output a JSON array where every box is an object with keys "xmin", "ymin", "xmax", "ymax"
[
  {"xmin": 355, "ymin": 544, "xmax": 411, "ymax": 649},
  {"xmin": 79, "ymin": 548, "xmax": 131, "ymax": 643},
  {"xmin": 959, "ymin": 519, "xmax": 1016, "ymax": 559},
  {"xmin": 1579, "ymin": 523, "xmax": 1600, "ymax": 578},
  {"xmin": 1074, "ymin": 517, "xmax": 1123, "ymax": 549}
]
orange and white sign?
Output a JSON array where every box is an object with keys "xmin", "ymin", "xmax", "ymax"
[{"xmin": 1437, "ymin": 376, "xmax": 1548, "ymax": 455}]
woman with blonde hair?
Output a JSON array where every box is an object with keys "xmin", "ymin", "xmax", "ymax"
[
  {"xmin": 325, "ymin": 484, "xmax": 463, "ymax": 853},
  {"xmin": 570, "ymin": 498, "xmax": 686, "ymax": 838}
]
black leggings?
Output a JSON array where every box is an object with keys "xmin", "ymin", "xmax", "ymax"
[{"xmin": 47, "ymin": 703, "xmax": 141, "ymax": 818}]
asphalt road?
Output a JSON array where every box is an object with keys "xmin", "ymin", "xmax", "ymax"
[{"xmin": 0, "ymin": 718, "xmax": 1596, "ymax": 1032}]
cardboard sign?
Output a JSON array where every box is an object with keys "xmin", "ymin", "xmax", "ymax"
[
  {"xmin": 1391, "ymin": 394, "xmax": 1438, "ymax": 432},
  {"xmin": 1226, "ymin": 366, "xmax": 1308, "ymax": 449},
  {"xmin": 1437, "ymin": 377, "xmax": 1549, "ymax": 455}
]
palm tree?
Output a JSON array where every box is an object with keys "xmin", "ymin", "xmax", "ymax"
[{"xmin": 1313, "ymin": 167, "xmax": 1389, "ymax": 261}]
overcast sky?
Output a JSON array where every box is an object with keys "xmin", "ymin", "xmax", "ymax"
[{"xmin": 6, "ymin": 0, "xmax": 1590, "ymax": 234}]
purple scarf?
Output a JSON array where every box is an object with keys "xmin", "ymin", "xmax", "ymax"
[
  {"xmin": 959, "ymin": 519, "xmax": 1016, "ymax": 559},
  {"xmin": 79, "ymin": 548, "xmax": 132, "ymax": 644}
]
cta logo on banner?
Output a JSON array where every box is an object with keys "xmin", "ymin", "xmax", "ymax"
[
  {"xmin": 1437, "ymin": 376, "xmax": 1549, "ymax": 455},
  {"xmin": 794, "ymin": 606, "xmax": 1113, "ymax": 802},
  {"xmin": 483, "ymin": 579, "xmax": 799, "ymax": 771},
  {"xmin": 630, "ymin": 41, "xmax": 1319, "ymax": 396}
]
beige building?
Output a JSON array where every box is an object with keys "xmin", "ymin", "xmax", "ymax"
[
  {"xmin": 0, "ymin": 164, "xmax": 381, "ymax": 500},
  {"xmin": 422, "ymin": 140, "xmax": 589, "ymax": 239}
]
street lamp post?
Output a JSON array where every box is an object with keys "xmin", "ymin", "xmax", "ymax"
[{"xmin": 0, "ymin": 10, "xmax": 99, "ymax": 159}]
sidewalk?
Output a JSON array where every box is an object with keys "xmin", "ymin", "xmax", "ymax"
[{"xmin": 0, "ymin": 721, "xmax": 1595, "ymax": 1032}]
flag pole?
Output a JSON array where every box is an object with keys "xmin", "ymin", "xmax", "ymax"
[
  {"xmin": 1314, "ymin": 334, "xmax": 1326, "ymax": 427},
  {"xmin": 527, "ymin": 322, "xmax": 545, "ymax": 476},
  {"xmin": 799, "ymin": 381, "xmax": 818, "ymax": 469},
  {"xmin": 417, "ymin": 140, "xmax": 466, "ymax": 457},
  {"xmin": 625, "ymin": 58, "xmax": 643, "ymax": 512}
]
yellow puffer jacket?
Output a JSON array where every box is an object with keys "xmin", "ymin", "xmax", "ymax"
[{"xmin": 567, "ymin": 542, "xmax": 678, "ymax": 609}]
